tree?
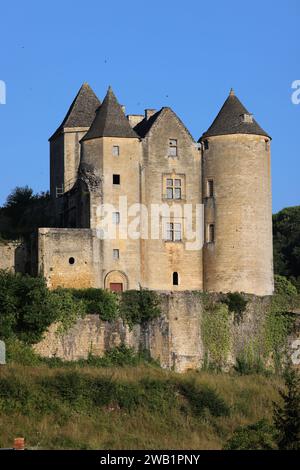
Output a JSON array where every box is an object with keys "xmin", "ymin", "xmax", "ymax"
[
  {"xmin": 273, "ymin": 206, "xmax": 300, "ymax": 291},
  {"xmin": 0, "ymin": 186, "xmax": 51, "ymax": 240},
  {"xmin": 273, "ymin": 366, "xmax": 300, "ymax": 450}
]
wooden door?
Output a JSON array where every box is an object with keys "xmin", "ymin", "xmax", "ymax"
[{"xmin": 110, "ymin": 283, "xmax": 123, "ymax": 292}]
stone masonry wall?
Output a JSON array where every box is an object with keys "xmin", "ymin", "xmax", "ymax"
[
  {"xmin": 0, "ymin": 241, "xmax": 27, "ymax": 273},
  {"xmin": 34, "ymin": 291, "xmax": 300, "ymax": 372}
]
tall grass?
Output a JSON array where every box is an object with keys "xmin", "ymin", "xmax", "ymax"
[{"xmin": 0, "ymin": 364, "xmax": 282, "ymax": 450}]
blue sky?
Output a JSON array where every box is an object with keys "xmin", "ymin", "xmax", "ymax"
[{"xmin": 0, "ymin": 0, "xmax": 299, "ymax": 212}]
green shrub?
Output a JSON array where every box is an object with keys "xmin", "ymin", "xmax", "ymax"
[
  {"xmin": 222, "ymin": 292, "xmax": 248, "ymax": 323},
  {"xmin": 234, "ymin": 354, "xmax": 268, "ymax": 376},
  {"xmin": 274, "ymin": 274, "xmax": 298, "ymax": 298},
  {"xmin": 39, "ymin": 345, "xmax": 159, "ymax": 369},
  {"xmin": 87, "ymin": 344, "xmax": 152, "ymax": 367},
  {"xmin": 0, "ymin": 375, "xmax": 31, "ymax": 413},
  {"xmin": 120, "ymin": 289, "xmax": 161, "ymax": 328},
  {"xmin": 69, "ymin": 288, "xmax": 119, "ymax": 322},
  {"xmin": 274, "ymin": 366, "xmax": 300, "ymax": 450},
  {"xmin": 0, "ymin": 271, "xmax": 57, "ymax": 343},
  {"xmin": 179, "ymin": 379, "xmax": 230, "ymax": 417},
  {"xmin": 49, "ymin": 288, "xmax": 86, "ymax": 333},
  {"xmin": 224, "ymin": 420, "xmax": 277, "ymax": 450},
  {"xmin": 6, "ymin": 339, "xmax": 41, "ymax": 366}
]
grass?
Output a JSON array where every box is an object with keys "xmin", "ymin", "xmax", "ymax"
[{"xmin": 0, "ymin": 362, "xmax": 283, "ymax": 450}]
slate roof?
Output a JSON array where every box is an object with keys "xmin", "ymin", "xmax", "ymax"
[
  {"xmin": 134, "ymin": 109, "xmax": 163, "ymax": 138},
  {"xmin": 82, "ymin": 87, "xmax": 138, "ymax": 141},
  {"xmin": 49, "ymin": 83, "xmax": 101, "ymax": 140},
  {"xmin": 200, "ymin": 89, "xmax": 270, "ymax": 140}
]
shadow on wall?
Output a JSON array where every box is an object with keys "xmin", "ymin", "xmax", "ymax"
[{"xmin": 14, "ymin": 243, "xmax": 30, "ymax": 274}]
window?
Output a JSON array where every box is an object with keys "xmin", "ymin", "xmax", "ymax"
[
  {"xmin": 113, "ymin": 212, "xmax": 120, "ymax": 224},
  {"xmin": 166, "ymin": 178, "xmax": 182, "ymax": 199},
  {"xmin": 69, "ymin": 257, "xmax": 75, "ymax": 265},
  {"xmin": 173, "ymin": 272, "xmax": 179, "ymax": 286},
  {"xmin": 113, "ymin": 174, "xmax": 120, "ymax": 185},
  {"xmin": 203, "ymin": 139, "xmax": 209, "ymax": 150},
  {"xmin": 166, "ymin": 222, "xmax": 182, "ymax": 241},
  {"xmin": 207, "ymin": 179, "xmax": 214, "ymax": 197},
  {"xmin": 113, "ymin": 249, "xmax": 119, "ymax": 259},
  {"xmin": 207, "ymin": 224, "xmax": 215, "ymax": 243},
  {"xmin": 112, "ymin": 145, "xmax": 120, "ymax": 156},
  {"xmin": 168, "ymin": 139, "xmax": 177, "ymax": 157}
]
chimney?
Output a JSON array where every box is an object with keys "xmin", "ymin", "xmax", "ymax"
[
  {"xmin": 127, "ymin": 115, "xmax": 144, "ymax": 128},
  {"xmin": 145, "ymin": 109, "xmax": 156, "ymax": 120}
]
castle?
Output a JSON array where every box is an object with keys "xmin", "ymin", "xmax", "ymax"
[{"xmin": 1, "ymin": 84, "xmax": 274, "ymax": 296}]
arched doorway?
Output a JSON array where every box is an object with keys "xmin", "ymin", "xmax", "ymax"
[{"xmin": 104, "ymin": 270, "xmax": 129, "ymax": 292}]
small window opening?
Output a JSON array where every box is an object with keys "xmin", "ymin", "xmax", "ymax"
[
  {"xmin": 69, "ymin": 257, "xmax": 75, "ymax": 265},
  {"xmin": 168, "ymin": 139, "xmax": 178, "ymax": 157},
  {"xmin": 113, "ymin": 174, "xmax": 120, "ymax": 185},
  {"xmin": 207, "ymin": 224, "xmax": 215, "ymax": 243},
  {"xmin": 173, "ymin": 272, "xmax": 179, "ymax": 285},
  {"xmin": 112, "ymin": 145, "xmax": 120, "ymax": 156},
  {"xmin": 207, "ymin": 179, "xmax": 214, "ymax": 197},
  {"xmin": 113, "ymin": 249, "xmax": 119, "ymax": 259}
]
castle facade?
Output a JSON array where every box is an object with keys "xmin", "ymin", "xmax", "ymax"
[{"xmin": 36, "ymin": 84, "xmax": 273, "ymax": 295}]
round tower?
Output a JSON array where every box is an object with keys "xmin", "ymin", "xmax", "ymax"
[{"xmin": 201, "ymin": 89, "xmax": 274, "ymax": 295}]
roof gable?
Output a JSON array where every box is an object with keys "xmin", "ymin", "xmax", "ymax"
[{"xmin": 134, "ymin": 107, "xmax": 195, "ymax": 142}]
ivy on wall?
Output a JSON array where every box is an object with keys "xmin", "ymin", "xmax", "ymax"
[{"xmin": 201, "ymin": 303, "xmax": 231, "ymax": 369}]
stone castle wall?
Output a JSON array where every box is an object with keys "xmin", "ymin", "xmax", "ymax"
[
  {"xmin": 34, "ymin": 291, "xmax": 300, "ymax": 372},
  {"xmin": 0, "ymin": 241, "xmax": 28, "ymax": 273}
]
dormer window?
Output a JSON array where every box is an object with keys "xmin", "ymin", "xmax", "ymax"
[
  {"xmin": 241, "ymin": 113, "xmax": 253, "ymax": 123},
  {"xmin": 168, "ymin": 139, "xmax": 177, "ymax": 157}
]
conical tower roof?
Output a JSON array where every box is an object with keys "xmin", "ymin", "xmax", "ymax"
[
  {"xmin": 82, "ymin": 86, "xmax": 138, "ymax": 141},
  {"xmin": 49, "ymin": 83, "xmax": 101, "ymax": 140},
  {"xmin": 200, "ymin": 89, "xmax": 270, "ymax": 140}
]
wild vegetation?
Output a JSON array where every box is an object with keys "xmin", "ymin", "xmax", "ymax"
[
  {"xmin": 0, "ymin": 359, "xmax": 288, "ymax": 450},
  {"xmin": 0, "ymin": 270, "xmax": 162, "ymax": 344},
  {"xmin": 273, "ymin": 205, "xmax": 300, "ymax": 291},
  {"xmin": 0, "ymin": 186, "xmax": 51, "ymax": 241}
]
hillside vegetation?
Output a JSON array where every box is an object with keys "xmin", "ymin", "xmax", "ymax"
[{"xmin": 0, "ymin": 362, "xmax": 283, "ymax": 450}]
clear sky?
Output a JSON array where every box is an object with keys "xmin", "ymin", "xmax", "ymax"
[{"xmin": 0, "ymin": 0, "xmax": 299, "ymax": 212}]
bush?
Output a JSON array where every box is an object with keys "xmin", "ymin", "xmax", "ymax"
[
  {"xmin": 234, "ymin": 354, "xmax": 268, "ymax": 376},
  {"xmin": 120, "ymin": 289, "xmax": 161, "ymax": 328},
  {"xmin": 5, "ymin": 339, "xmax": 41, "ymax": 366},
  {"xmin": 0, "ymin": 271, "xmax": 89, "ymax": 344},
  {"xmin": 49, "ymin": 288, "xmax": 86, "ymax": 333},
  {"xmin": 68, "ymin": 288, "xmax": 119, "ymax": 322},
  {"xmin": 224, "ymin": 420, "xmax": 277, "ymax": 450},
  {"xmin": 274, "ymin": 366, "xmax": 300, "ymax": 450},
  {"xmin": 179, "ymin": 379, "xmax": 230, "ymax": 417},
  {"xmin": 86, "ymin": 345, "xmax": 157, "ymax": 367},
  {"xmin": 274, "ymin": 274, "xmax": 297, "ymax": 299},
  {"xmin": 0, "ymin": 271, "xmax": 58, "ymax": 343},
  {"xmin": 222, "ymin": 292, "xmax": 248, "ymax": 323}
]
